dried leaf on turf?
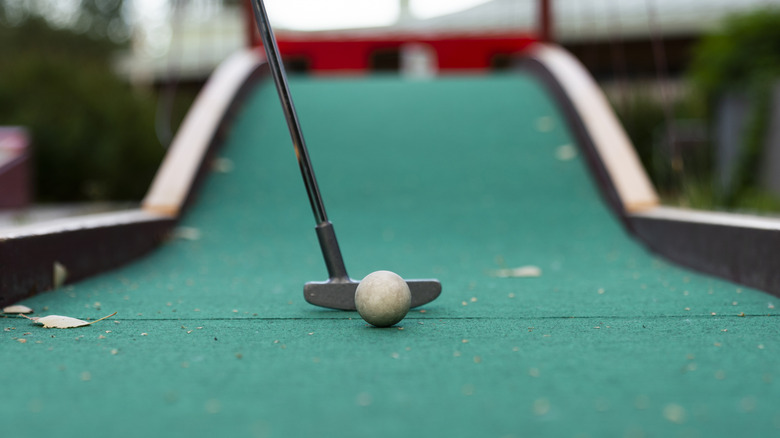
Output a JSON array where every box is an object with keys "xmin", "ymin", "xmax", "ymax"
[
  {"xmin": 2, "ymin": 305, "xmax": 33, "ymax": 314},
  {"xmin": 23, "ymin": 312, "xmax": 117, "ymax": 329}
]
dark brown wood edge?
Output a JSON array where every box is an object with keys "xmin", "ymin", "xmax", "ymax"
[
  {"xmin": 514, "ymin": 48, "xmax": 780, "ymax": 298},
  {"xmin": 0, "ymin": 59, "xmax": 269, "ymax": 308},
  {"xmin": 0, "ymin": 213, "xmax": 176, "ymax": 306},
  {"xmin": 629, "ymin": 210, "xmax": 780, "ymax": 298}
]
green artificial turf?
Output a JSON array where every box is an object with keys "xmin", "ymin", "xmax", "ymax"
[{"xmin": 2, "ymin": 73, "xmax": 779, "ymax": 438}]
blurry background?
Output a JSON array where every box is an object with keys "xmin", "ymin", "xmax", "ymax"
[{"xmin": 1, "ymin": 0, "xmax": 780, "ymax": 220}]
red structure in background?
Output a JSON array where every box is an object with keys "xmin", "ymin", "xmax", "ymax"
[
  {"xmin": 0, "ymin": 127, "xmax": 32, "ymax": 210},
  {"xmin": 266, "ymin": 32, "xmax": 536, "ymax": 73},
  {"xmin": 242, "ymin": 1, "xmax": 545, "ymax": 74}
]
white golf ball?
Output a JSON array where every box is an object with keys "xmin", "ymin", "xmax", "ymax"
[{"xmin": 355, "ymin": 270, "xmax": 411, "ymax": 327}]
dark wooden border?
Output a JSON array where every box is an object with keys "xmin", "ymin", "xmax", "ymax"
[
  {"xmin": 0, "ymin": 213, "xmax": 175, "ymax": 306},
  {"xmin": 629, "ymin": 208, "xmax": 780, "ymax": 297}
]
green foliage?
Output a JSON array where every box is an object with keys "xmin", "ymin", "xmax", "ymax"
[
  {"xmin": 690, "ymin": 10, "xmax": 780, "ymax": 98},
  {"xmin": 0, "ymin": 18, "xmax": 163, "ymax": 202},
  {"xmin": 613, "ymin": 88, "xmax": 712, "ymax": 200},
  {"xmin": 688, "ymin": 9, "xmax": 780, "ymax": 207},
  {"xmin": 614, "ymin": 93, "xmax": 667, "ymax": 186},
  {"xmin": 73, "ymin": 0, "xmax": 131, "ymax": 42},
  {"xmin": 0, "ymin": 0, "xmax": 130, "ymax": 43}
]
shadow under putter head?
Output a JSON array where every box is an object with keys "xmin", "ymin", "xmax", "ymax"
[
  {"xmin": 250, "ymin": 0, "xmax": 442, "ymax": 311},
  {"xmin": 304, "ymin": 222, "xmax": 442, "ymax": 311}
]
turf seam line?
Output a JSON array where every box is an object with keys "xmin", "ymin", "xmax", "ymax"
[{"xmin": 4, "ymin": 314, "xmax": 776, "ymax": 323}]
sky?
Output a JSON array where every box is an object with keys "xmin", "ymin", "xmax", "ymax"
[
  {"xmin": 224, "ymin": 0, "xmax": 778, "ymax": 31},
  {"xmin": 17, "ymin": 0, "xmax": 780, "ymax": 34},
  {"xmin": 264, "ymin": 0, "xmax": 493, "ymax": 30},
  {"xmin": 127, "ymin": 0, "xmax": 495, "ymax": 33},
  {"xmin": 122, "ymin": 0, "xmax": 499, "ymax": 56}
]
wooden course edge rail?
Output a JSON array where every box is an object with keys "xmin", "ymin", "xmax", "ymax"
[
  {"xmin": 0, "ymin": 50, "xmax": 268, "ymax": 307},
  {"xmin": 520, "ymin": 43, "xmax": 780, "ymax": 298},
  {"xmin": 629, "ymin": 207, "xmax": 780, "ymax": 297},
  {"xmin": 0, "ymin": 211, "xmax": 175, "ymax": 306}
]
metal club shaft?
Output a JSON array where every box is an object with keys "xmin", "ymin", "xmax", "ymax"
[
  {"xmin": 250, "ymin": 0, "xmax": 327, "ymax": 225},
  {"xmin": 249, "ymin": 0, "xmax": 349, "ymax": 282}
]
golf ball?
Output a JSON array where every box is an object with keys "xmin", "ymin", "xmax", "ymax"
[{"xmin": 355, "ymin": 270, "xmax": 411, "ymax": 327}]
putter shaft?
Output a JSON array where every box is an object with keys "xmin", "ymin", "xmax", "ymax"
[
  {"xmin": 249, "ymin": 1, "xmax": 442, "ymax": 310},
  {"xmin": 250, "ymin": 0, "xmax": 327, "ymax": 225},
  {"xmin": 250, "ymin": 0, "xmax": 354, "ymax": 287}
]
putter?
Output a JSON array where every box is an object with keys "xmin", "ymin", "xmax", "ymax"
[{"xmin": 249, "ymin": 0, "xmax": 442, "ymax": 310}]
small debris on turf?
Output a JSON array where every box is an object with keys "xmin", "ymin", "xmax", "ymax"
[
  {"xmin": 535, "ymin": 116, "xmax": 554, "ymax": 132},
  {"xmin": 173, "ymin": 227, "xmax": 201, "ymax": 241},
  {"xmin": 53, "ymin": 262, "xmax": 68, "ymax": 289},
  {"xmin": 212, "ymin": 157, "xmax": 234, "ymax": 173},
  {"xmin": 555, "ymin": 144, "xmax": 577, "ymax": 161},
  {"xmin": 663, "ymin": 404, "xmax": 686, "ymax": 424},
  {"xmin": 2, "ymin": 305, "xmax": 33, "ymax": 314},
  {"xmin": 490, "ymin": 266, "xmax": 541, "ymax": 278},
  {"xmin": 533, "ymin": 398, "xmax": 551, "ymax": 416}
]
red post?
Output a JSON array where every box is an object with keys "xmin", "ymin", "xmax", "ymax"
[
  {"xmin": 244, "ymin": 0, "xmax": 259, "ymax": 47},
  {"xmin": 540, "ymin": 0, "xmax": 553, "ymax": 43}
]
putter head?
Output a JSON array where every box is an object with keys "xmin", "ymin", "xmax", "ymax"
[{"xmin": 304, "ymin": 278, "xmax": 442, "ymax": 311}]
